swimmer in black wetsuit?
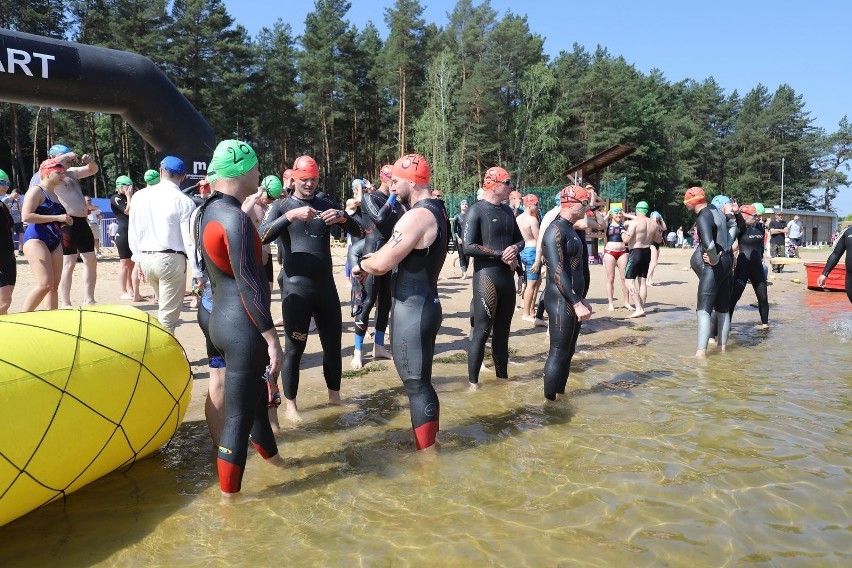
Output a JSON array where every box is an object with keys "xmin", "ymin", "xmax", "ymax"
[
  {"xmin": 453, "ymin": 200, "xmax": 470, "ymax": 278},
  {"xmin": 818, "ymin": 224, "xmax": 852, "ymax": 303},
  {"xmin": 353, "ymin": 153, "xmax": 446, "ymax": 450},
  {"xmin": 541, "ymin": 186, "xmax": 594, "ymax": 401},
  {"xmin": 730, "ymin": 204, "xmax": 770, "ymax": 327},
  {"xmin": 351, "ymin": 165, "xmax": 404, "ymax": 369},
  {"xmin": 196, "ymin": 140, "xmax": 285, "ymax": 496},
  {"xmin": 0, "ymin": 171, "xmax": 15, "ymax": 314},
  {"xmin": 259, "ymin": 155, "xmax": 364, "ymax": 422},
  {"xmin": 684, "ymin": 186, "xmax": 735, "ymax": 357},
  {"xmin": 464, "ymin": 166, "xmax": 525, "ymax": 390}
]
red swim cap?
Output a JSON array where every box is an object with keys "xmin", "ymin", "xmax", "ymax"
[
  {"xmin": 39, "ymin": 159, "xmax": 65, "ymax": 176},
  {"xmin": 292, "ymin": 156, "xmax": 319, "ymax": 180},
  {"xmin": 560, "ymin": 185, "xmax": 590, "ymax": 209},
  {"xmin": 483, "ymin": 167, "xmax": 511, "ymax": 191},
  {"xmin": 739, "ymin": 204, "xmax": 756, "ymax": 216},
  {"xmin": 281, "ymin": 168, "xmax": 292, "ymax": 182},
  {"xmin": 683, "ymin": 186, "xmax": 706, "ymax": 205},
  {"xmin": 392, "ymin": 153, "xmax": 431, "ymax": 185},
  {"xmin": 523, "ymin": 194, "xmax": 538, "ymax": 206},
  {"xmin": 380, "ymin": 164, "xmax": 393, "ymax": 181}
]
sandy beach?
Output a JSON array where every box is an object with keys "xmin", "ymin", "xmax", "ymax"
[{"xmin": 5, "ymin": 243, "xmax": 832, "ymax": 424}]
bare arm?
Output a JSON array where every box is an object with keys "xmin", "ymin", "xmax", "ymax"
[{"xmin": 359, "ymin": 208, "xmax": 433, "ymax": 275}]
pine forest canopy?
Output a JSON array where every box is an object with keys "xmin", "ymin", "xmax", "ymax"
[{"xmin": 1, "ymin": 0, "xmax": 850, "ymax": 225}]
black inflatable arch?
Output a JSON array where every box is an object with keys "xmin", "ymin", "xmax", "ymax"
[{"xmin": 0, "ymin": 28, "xmax": 214, "ymax": 180}]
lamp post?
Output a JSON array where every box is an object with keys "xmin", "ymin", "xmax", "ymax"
[{"xmin": 780, "ymin": 157, "xmax": 785, "ymax": 211}]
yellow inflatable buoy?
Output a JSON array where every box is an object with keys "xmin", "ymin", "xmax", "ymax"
[
  {"xmin": 792, "ymin": 278, "xmax": 801, "ymax": 284},
  {"xmin": 0, "ymin": 306, "xmax": 191, "ymax": 527}
]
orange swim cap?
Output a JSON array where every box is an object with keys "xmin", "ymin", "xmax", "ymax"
[
  {"xmin": 39, "ymin": 159, "xmax": 66, "ymax": 176},
  {"xmin": 523, "ymin": 194, "xmax": 538, "ymax": 206},
  {"xmin": 683, "ymin": 186, "xmax": 706, "ymax": 205},
  {"xmin": 380, "ymin": 164, "xmax": 393, "ymax": 181},
  {"xmin": 483, "ymin": 167, "xmax": 511, "ymax": 191},
  {"xmin": 392, "ymin": 153, "xmax": 431, "ymax": 185},
  {"xmin": 292, "ymin": 156, "xmax": 319, "ymax": 180},
  {"xmin": 560, "ymin": 185, "xmax": 590, "ymax": 208},
  {"xmin": 739, "ymin": 204, "xmax": 757, "ymax": 217}
]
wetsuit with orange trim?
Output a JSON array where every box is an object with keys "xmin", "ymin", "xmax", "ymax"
[
  {"xmin": 822, "ymin": 225, "xmax": 852, "ymax": 303},
  {"xmin": 541, "ymin": 215, "xmax": 585, "ymax": 401},
  {"xmin": 730, "ymin": 214, "xmax": 769, "ymax": 324},
  {"xmin": 259, "ymin": 194, "xmax": 363, "ymax": 401},
  {"xmin": 391, "ymin": 198, "xmax": 447, "ymax": 449},
  {"xmin": 198, "ymin": 193, "xmax": 278, "ymax": 494},
  {"xmin": 354, "ymin": 190, "xmax": 404, "ymax": 345},
  {"xmin": 463, "ymin": 199, "xmax": 524, "ymax": 385}
]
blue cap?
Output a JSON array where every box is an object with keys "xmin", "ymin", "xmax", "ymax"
[
  {"xmin": 650, "ymin": 211, "xmax": 662, "ymax": 220},
  {"xmin": 48, "ymin": 144, "xmax": 71, "ymax": 157},
  {"xmin": 711, "ymin": 195, "xmax": 731, "ymax": 209},
  {"xmin": 160, "ymin": 156, "xmax": 186, "ymax": 175},
  {"xmin": 554, "ymin": 194, "xmax": 561, "ymax": 206}
]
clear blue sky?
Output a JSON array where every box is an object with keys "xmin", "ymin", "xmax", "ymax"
[{"xmin": 224, "ymin": 0, "xmax": 852, "ymax": 215}]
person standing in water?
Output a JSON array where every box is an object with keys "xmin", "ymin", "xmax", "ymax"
[
  {"xmin": 730, "ymin": 203, "xmax": 770, "ymax": 327},
  {"xmin": 259, "ymin": 155, "xmax": 363, "ymax": 422},
  {"xmin": 353, "ymin": 153, "xmax": 446, "ymax": 451},
  {"xmin": 197, "ymin": 140, "xmax": 285, "ymax": 496},
  {"xmin": 541, "ymin": 185, "xmax": 593, "ymax": 401},
  {"xmin": 817, "ymin": 223, "xmax": 852, "ymax": 303},
  {"xmin": 463, "ymin": 166, "xmax": 524, "ymax": 390}
]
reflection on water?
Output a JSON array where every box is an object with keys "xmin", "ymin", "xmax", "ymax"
[{"xmin": 1, "ymin": 294, "xmax": 850, "ymax": 566}]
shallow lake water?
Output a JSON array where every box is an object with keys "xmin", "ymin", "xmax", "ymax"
[{"xmin": 1, "ymin": 291, "xmax": 850, "ymax": 567}]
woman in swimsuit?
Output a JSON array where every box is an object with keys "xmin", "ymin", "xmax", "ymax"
[
  {"xmin": 603, "ymin": 206, "xmax": 633, "ymax": 311},
  {"xmin": 21, "ymin": 159, "xmax": 73, "ymax": 311}
]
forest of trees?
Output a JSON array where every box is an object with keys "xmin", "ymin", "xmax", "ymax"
[{"xmin": 2, "ymin": 0, "xmax": 851, "ymax": 226}]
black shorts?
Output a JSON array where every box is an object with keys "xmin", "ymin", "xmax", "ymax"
[
  {"xmin": 114, "ymin": 233, "xmax": 132, "ymax": 259},
  {"xmin": 625, "ymin": 247, "xmax": 652, "ymax": 279},
  {"xmin": 13, "ymin": 222, "xmax": 24, "ymax": 234},
  {"xmin": 0, "ymin": 252, "xmax": 16, "ymax": 287},
  {"xmin": 61, "ymin": 216, "xmax": 96, "ymax": 255}
]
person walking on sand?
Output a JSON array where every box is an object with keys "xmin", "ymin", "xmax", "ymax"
[{"xmin": 621, "ymin": 201, "xmax": 661, "ymax": 317}]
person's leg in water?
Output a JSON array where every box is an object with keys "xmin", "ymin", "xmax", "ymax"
[
  {"xmin": 489, "ymin": 269, "xmax": 516, "ymax": 382},
  {"xmin": 713, "ymin": 252, "xmax": 734, "ymax": 351},
  {"xmin": 372, "ymin": 274, "xmax": 393, "ymax": 360},
  {"xmin": 313, "ymin": 280, "xmax": 344, "ymax": 405},
  {"xmin": 280, "ymin": 286, "xmax": 312, "ymax": 422},
  {"xmin": 468, "ymin": 269, "xmax": 497, "ymax": 390},
  {"xmin": 542, "ymin": 289, "xmax": 582, "ymax": 401},
  {"xmin": 349, "ymin": 239, "xmax": 370, "ymax": 369}
]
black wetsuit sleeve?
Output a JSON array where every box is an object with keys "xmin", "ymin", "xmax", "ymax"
[
  {"xmin": 453, "ymin": 215, "xmax": 463, "ymax": 238},
  {"xmin": 823, "ymin": 227, "xmax": 850, "ymax": 276},
  {"xmin": 543, "ymin": 223, "xmax": 582, "ymax": 306},
  {"xmin": 735, "ymin": 213, "xmax": 747, "ymax": 239},
  {"xmin": 229, "ymin": 212, "xmax": 275, "ymax": 334},
  {"xmin": 339, "ymin": 210, "xmax": 364, "ymax": 238},
  {"xmin": 697, "ymin": 209, "xmax": 719, "ymax": 264},
  {"xmin": 258, "ymin": 198, "xmax": 291, "ymax": 244},
  {"xmin": 362, "ymin": 192, "xmax": 395, "ymax": 225},
  {"xmin": 463, "ymin": 206, "xmax": 500, "ymax": 259}
]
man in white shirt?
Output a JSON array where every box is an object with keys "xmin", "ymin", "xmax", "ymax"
[
  {"xmin": 787, "ymin": 214, "xmax": 804, "ymax": 256},
  {"xmin": 128, "ymin": 156, "xmax": 197, "ymax": 332}
]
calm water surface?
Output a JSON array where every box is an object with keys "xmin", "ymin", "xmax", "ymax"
[{"xmin": 1, "ymin": 291, "xmax": 849, "ymax": 567}]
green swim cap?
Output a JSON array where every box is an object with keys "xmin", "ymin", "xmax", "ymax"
[
  {"xmin": 0, "ymin": 169, "xmax": 9, "ymax": 182},
  {"xmin": 144, "ymin": 169, "xmax": 160, "ymax": 185},
  {"xmin": 261, "ymin": 175, "xmax": 284, "ymax": 198},
  {"xmin": 753, "ymin": 202, "xmax": 765, "ymax": 216},
  {"xmin": 635, "ymin": 201, "xmax": 649, "ymax": 213},
  {"xmin": 115, "ymin": 175, "xmax": 133, "ymax": 187},
  {"xmin": 207, "ymin": 140, "xmax": 258, "ymax": 182}
]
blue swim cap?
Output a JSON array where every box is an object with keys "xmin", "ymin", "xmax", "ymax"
[
  {"xmin": 610, "ymin": 205, "xmax": 623, "ymax": 213},
  {"xmin": 160, "ymin": 156, "xmax": 186, "ymax": 175},
  {"xmin": 650, "ymin": 211, "xmax": 662, "ymax": 220},
  {"xmin": 711, "ymin": 195, "xmax": 731, "ymax": 208},
  {"xmin": 554, "ymin": 193, "xmax": 561, "ymax": 206},
  {"xmin": 48, "ymin": 144, "xmax": 71, "ymax": 157}
]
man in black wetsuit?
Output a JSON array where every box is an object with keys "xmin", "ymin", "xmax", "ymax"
[
  {"xmin": 259, "ymin": 155, "xmax": 363, "ymax": 422},
  {"xmin": 351, "ymin": 165, "xmax": 404, "ymax": 369},
  {"xmin": 730, "ymin": 204, "xmax": 770, "ymax": 327},
  {"xmin": 464, "ymin": 166, "xmax": 525, "ymax": 391},
  {"xmin": 453, "ymin": 200, "xmax": 470, "ymax": 278},
  {"xmin": 541, "ymin": 186, "xmax": 593, "ymax": 401},
  {"xmin": 684, "ymin": 186, "xmax": 735, "ymax": 357},
  {"xmin": 352, "ymin": 153, "xmax": 446, "ymax": 451},
  {"xmin": 817, "ymin": 224, "xmax": 852, "ymax": 303},
  {"xmin": 197, "ymin": 139, "xmax": 285, "ymax": 496}
]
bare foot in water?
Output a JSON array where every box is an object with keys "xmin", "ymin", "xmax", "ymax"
[
  {"xmin": 695, "ymin": 349, "xmax": 707, "ymax": 358},
  {"xmin": 327, "ymin": 390, "xmax": 342, "ymax": 405},
  {"xmin": 468, "ymin": 382, "xmax": 481, "ymax": 392},
  {"xmin": 283, "ymin": 400, "xmax": 303, "ymax": 423},
  {"xmin": 265, "ymin": 454, "xmax": 287, "ymax": 468},
  {"xmin": 495, "ymin": 377, "xmax": 510, "ymax": 384},
  {"xmin": 628, "ymin": 309, "xmax": 645, "ymax": 318}
]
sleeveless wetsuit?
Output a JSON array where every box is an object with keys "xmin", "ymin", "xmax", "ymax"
[
  {"xmin": 463, "ymin": 200, "xmax": 524, "ymax": 384},
  {"xmin": 0, "ymin": 201, "xmax": 15, "ymax": 288},
  {"xmin": 198, "ymin": 194, "xmax": 277, "ymax": 494},
  {"xmin": 109, "ymin": 193, "xmax": 131, "ymax": 259},
  {"xmin": 354, "ymin": 191, "xmax": 404, "ymax": 340},
  {"xmin": 541, "ymin": 216, "xmax": 586, "ymax": 401},
  {"xmin": 730, "ymin": 215, "xmax": 769, "ymax": 324},
  {"xmin": 22, "ymin": 188, "xmax": 65, "ymax": 251},
  {"xmin": 391, "ymin": 198, "xmax": 447, "ymax": 449},
  {"xmin": 822, "ymin": 225, "xmax": 852, "ymax": 303},
  {"xmin": 259, "ymin": 194, "xmax": 363, "ymax": 400},
  {"xmin": 691, "ymin": 205, "xmax": 735, "ymax": 350}
]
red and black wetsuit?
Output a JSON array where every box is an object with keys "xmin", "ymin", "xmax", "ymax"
[
  {"xmin": 541, "ymin": 216, "xmax": 586, "ymax": 401},
  {"xmin": 198, "ymin": 193, "xmax": 278, "ymax": 494},
  {"xmin": 391, "ymin": 198, "xmax": 447, "ymax": 449},
  {"xmin": 259, "ymin": 194, "xmax": 363, "ymax": 401}
]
